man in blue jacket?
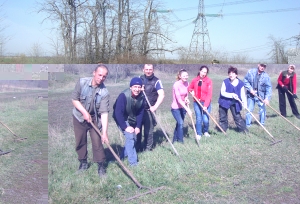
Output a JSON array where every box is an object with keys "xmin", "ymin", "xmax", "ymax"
[
  {"xmin": 244, "ymin": 64, "xmax": 272, "ymax": 127},
  {"xmin": 113, "ymin": 77, "xmax": 145, "ymax": 166}
]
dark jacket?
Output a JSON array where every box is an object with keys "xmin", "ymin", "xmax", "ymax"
[
  {"xmin": 113, "ymin": 88, "xmax": 145, "ymax": 130},
  {"xmin": 218, "ymin": 78, "xmax": 244, "ymax": 112},
  {"xmin": 140, "ymin": 74, "xmax": 159, "ymax": 109}
]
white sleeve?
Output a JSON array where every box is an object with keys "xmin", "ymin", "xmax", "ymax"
[
  {"xmin": 220, "ymin": 81, "xmax": 234, "ymax": 98},
  {"xmin": 241, "ymin": 86, "xmax": 247, "ymax": 108}
]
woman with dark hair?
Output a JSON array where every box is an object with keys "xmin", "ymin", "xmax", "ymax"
[
  {"xmin": 276, "ymin": 64, "xmax": 300, "ymax": 119},
  {"xmin": 188, "ymin": 65, "xmax": 212, "ymax": 139},
  {"xmin": 171, "ymin": 69, "xmax": 192, "ymax": 143},
  {"xmin": 218, "ymin": 66, "xmax": 248, "ymax": 133}
]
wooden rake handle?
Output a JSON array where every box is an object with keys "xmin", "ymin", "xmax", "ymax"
[
  {"xmin": 142, "ymin": 90, "xmax": 180, "ymax": 156},
  {"xmin": 287, "ymin": 90, "xmax": 300, "ymax": 103},
  {"xmin": 0, "ymin": 121, "xmax": 18, "ymax": 137},
  {"xmin": 255, "ymin": 94, "xmax": 300, "ymax": 132},
  {"xmin": 187, "ymin": 104, "xmax": 200, "ymax": 147},
  {"xmin": 189, "ymin": 92, "xmax": 227, "ymax": 135},
  {"xmin": 89, "ymin": 122, "xmax": 145, "ymax": 189},
  {"xmin": 235, "ymin": 97, "xmax": 275, "ymax": 140}
]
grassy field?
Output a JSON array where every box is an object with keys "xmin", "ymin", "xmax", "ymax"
[
  {"xmin": 49, "ymin": 66, "xmax": 300, "ymax": 203},
  {"xmin": 0, "ymin": 88, "xmax": 48, "ymax": 203}
]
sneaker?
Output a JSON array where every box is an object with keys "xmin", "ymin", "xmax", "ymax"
[
  {"xmin": 295, "ymin": 114, "xmax": 300, "ymax": 119},
  {"xmin": 196, "ymin": 135, "xmax": 201, "ymax": 140},
  {"xmin": 204, "ymin": 132, "xmax": 210, "ymax": 137}
]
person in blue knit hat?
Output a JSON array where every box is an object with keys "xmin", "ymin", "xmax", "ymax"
[{"xmin": 113, "ymin": 77, "xmax": 145, "ymax": 166}]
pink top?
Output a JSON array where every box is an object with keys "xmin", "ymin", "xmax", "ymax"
[{"xmin": 171, "ymin": 80, "xmax": 189, "ymax": 109}]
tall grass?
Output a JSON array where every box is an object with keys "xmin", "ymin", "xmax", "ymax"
[{"xmin": 48, "ymin": 66, "xmax": 300, "ymax": 203}]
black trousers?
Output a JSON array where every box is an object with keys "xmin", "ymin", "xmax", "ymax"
[
  {"xmin": 219, "ymin": 105, "xmax": 247, "ymax": 132},
  {"xmin": 278, "ymin": 88, "xmax": 299, "ymax": 117}
]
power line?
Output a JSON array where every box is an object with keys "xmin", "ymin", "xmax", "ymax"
[
  {"xmin": 167, "ymin": 0, "xmax": 267, "ymax": 12},
  {"xmin": 223, "ymin": 7, "xmax": 300, "ymax": 16},
  {"xmin": 229, "ymin": 37, "xmax": 298, "ymax": 53}
]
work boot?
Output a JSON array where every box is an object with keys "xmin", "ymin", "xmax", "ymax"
[
  {"xmin": 97, "ymin": 162, "xmax": 106, "ymax": 177},
  {"xmin": 77, "ymin": 159, "xmax": 88, "ymax": 173}
]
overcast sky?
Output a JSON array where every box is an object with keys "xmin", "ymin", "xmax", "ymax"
[{"xmin": 2, "ymin": 0, "xmax": 300, "ymax": 62}]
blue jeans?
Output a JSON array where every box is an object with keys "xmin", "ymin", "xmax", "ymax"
[
  {"xmin": 193, "ymin": 101, "xmax": 211, "ymax": 135},
  {"xmin": 171, "ymin": 108, "xmax": 186, "ymax": 143},
  {"xmin": 246, "ymin": 96, "xmax": 266, "ymax": 126},
  {"xmin": 118, "ymin": 122, "xmax": 138, "ymax": 166}
]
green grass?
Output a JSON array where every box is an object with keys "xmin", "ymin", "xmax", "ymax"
[
  {"xmin": 0, "ymin": 90, "xmax": 48, "ymax": 203},
  {"xmin": 48, "ymin": 68, "xmax": 300, "ymax": 203}
]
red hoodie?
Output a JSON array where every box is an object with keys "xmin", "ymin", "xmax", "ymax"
[{"xmin": 188, "ymin": 76, "xmax": 212, "ymax": 107}]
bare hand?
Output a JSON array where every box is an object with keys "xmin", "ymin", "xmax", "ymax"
[
  {"xmin": 83, "ymin": 112, "xmax": 92, "ymax": 123},
  {"xmin": 125, "ymin": 126, "xmax": 135, "ymax": 133},
  {"xmin": 134, "ymin": 128, "xmax": 140, "ymax": 135},
  {"xmin": 101, "ymin": 133, "xmax": 109, "ymax": 144},
  {"xmin": 263, "ymin": 99, "xmax": 269, "ymax": 105},
  {"xmin": 150, "ymin": 106, "xmax": 157, "ymax": 112}
]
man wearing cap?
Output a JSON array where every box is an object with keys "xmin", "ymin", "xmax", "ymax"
[
  {"xmin": 276, "ymin": 64, "xmax": 300, "ymax": 119},
  {"xmin": 137, "ymin": 64, "xmax": 164, "ymax": 152},
  {"xmin": 113, "ymin": 77, "xmax": 145, "ymax": 166},
  {"xmin": 72, "ymin": 64, "xmax": 109, "ymax": 177},
  {"xmin": 244, "ymin": 64, "xmax": 272, "ymax": 127}
]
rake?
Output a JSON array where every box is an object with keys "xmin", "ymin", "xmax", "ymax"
[
  {"xmin": 189, "ymin": 92, "xmax": 227, "ymax": 135},
  {"xmin": 0, "ymin": 120, "xmax": 27, "ymax": 141},
  {"xmin": 142, "ymin": 90, "xmax": 182, "ymax": 158},
  {"xmin": 187, "ymin": 104, "xmax": 200, "ymax": 147},
  {"xmin": 0, "ymin": 148, "xmax": 11, "ymax": 156},
  {"xmin": 255, "ymin": 94, "xmax": 300, "ymax": 132},
  {"xmin": 235, "ymin": 98, "xmax": 282, "ymax": 145},
  {"xmin": 287, "ymin": 90, "xmax": 300, "ymax": 104},
  {"xmin": 89, "ymin": 122, "xmax": 166, "ymax": 201}
]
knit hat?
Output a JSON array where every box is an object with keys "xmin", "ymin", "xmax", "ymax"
[
  {"xmin": 290, "ymin": 64, "xmax": 296, "ymax": 69},
  {"xmin": 130, "ymin": 77, "xmax": 143, "ymax": 87}
]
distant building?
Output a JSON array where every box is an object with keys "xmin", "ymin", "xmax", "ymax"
[{"xmin": 288, "ymin": 47, "xmax": 300, "ymax": 64}]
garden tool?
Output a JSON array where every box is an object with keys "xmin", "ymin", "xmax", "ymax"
[
  {"xmin": 255, "ymin": 94, "xmax": 300, "ymax": 132},
  {"xmin": 235, "ymin": 98, "xmax": 282, "ymax": 145},
  {"xmin": 189, "ymin": 92, "xmax": 227, "ymax": 135},
  {"xmin": 187, "ymin": 104, "xmax": 200, "ymax": 147},
  {"xmin": 0, "ymin": 120, "xmax": 27, "ymax": 141},
  {"xmin": 142, "ymin": 90, "xmax": 181, "ymax": 157},
  {"xmin": 89, "ymin": 122, "xmax": 166, "ymax": 201}
]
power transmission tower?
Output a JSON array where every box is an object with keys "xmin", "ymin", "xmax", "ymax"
[{"xmin": 188, "ymin": 0, "xmax": 216, "ymax": 62}]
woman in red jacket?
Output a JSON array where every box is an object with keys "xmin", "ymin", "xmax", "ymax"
[
  {"xmin": 188, "ymin": 65, "xmax": 213, "ymax": 139},
  {"xmin": 277, "ymin": 64, "xmax": 300, "ymax": 119}
]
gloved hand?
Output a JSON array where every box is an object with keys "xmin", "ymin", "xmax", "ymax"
[
  {"xmin": 282, "ymin": 86, "xmax": 288, "ymax": 92},
  {"xmin": 293, "ymin": 94, "xmax": 298, "ymax": 99}
]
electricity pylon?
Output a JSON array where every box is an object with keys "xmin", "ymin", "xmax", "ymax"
[{"xmin": 188, "ymin": 0, "xmax": 221, "ymax": 62}]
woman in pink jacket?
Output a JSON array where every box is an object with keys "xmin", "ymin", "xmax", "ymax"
[
  {"xmin": 188, "ymin": 65, "xmax": 213, "ymax": 139},
  {"xmin": 171, "ymin": 69, "xmax": 192, "ymax": 143}
]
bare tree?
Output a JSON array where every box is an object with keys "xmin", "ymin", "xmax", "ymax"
[
  {"xmin": 0, "ymin": 2, "xmax": 10, "ymax": 56},
  {"xmin": 268, "ymin": 35, "xmax": 288, "ymax": 64}
]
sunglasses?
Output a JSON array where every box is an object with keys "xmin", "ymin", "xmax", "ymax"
[{"xmin": 289, "ymin": 66, "xmax": 295, "ymax": 70}]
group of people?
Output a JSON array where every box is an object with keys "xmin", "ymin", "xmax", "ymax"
[{"xmin": 71, "ymin": 63, "xmax": 299, "ymax": 177}]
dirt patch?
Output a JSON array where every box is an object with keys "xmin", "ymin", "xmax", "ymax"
[{"xmin": 0, "ymin": 140, "xmax": 48, "ymax": 203}]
